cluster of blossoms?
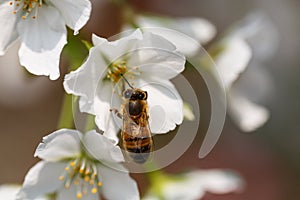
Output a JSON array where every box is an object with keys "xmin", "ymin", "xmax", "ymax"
[
  {"xmin": 130, "ymin": 13, "xmax": 273, "ymax": 133},
  {"xmin": 0, "ymin": 0, "xmax": 276, "ymax": 199}
]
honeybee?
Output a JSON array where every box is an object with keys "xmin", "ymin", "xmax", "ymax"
[{"xmin": 110, "ymin": 76, "xmax": 153, "ymax": 164}]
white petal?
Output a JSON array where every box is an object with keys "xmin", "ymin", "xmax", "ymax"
[
  {"xmin": 137, "ymin": 16, "xmax": 216, "ymax": 44},
  {"xmin": 17, "ymin": 5, "xmax": 67, "ymax": 80},
  {"xmin": 95, "ymin": 109, "xmax": 120, "ymax": 144},
  {"xmin": 162, "ymin": 177, "xmax": 205, "ymax": 200},
  {"xmin": 94, "ymin": 29, "xmax": 143, "ymax": 62},
  {"xmin": 233, "ymin": 12, "xmax": 279, "ymax": 60},
  {"xmin": 16, "ymin": 161, "xmax": 65, "ymax": 200},
  {"xmin": 214, "ymin": 36, "xmax": 252, "ymax": 90},
  {"xmin": 140, "ymin": 28, "xmax": 199, "ymax": 57},
  {"xmin": 163, "ymin": 169, "xmax": 244, "ymax": 200},
  {"xmin": 137, "ymin": 79, "xmax": 183, "ymax": 133},
  {"xmin": 137, "ymin": 31, "xmax": 177, "ymax": 51},
  {"xmin": 0, "ymin": 1, "xmax": 19, "ymax": 55},
  {"xmin": 99, "ymin": 164, "xmax": 139, "ymax": 200},
  {"xmin": 93, "ymin": 82, "xmax": 121, "ymax": 139},
  {"xmin": 57, "ymin": 184, "xmax": 99, "ymax": 200},
  {"xmin": 136, "ymin": 16, "xmax": 216, "ymax": 56},
  {"xmin": 128, "ymin": 33, "xmax": 186, "ymax": 80},
  {"xmin": 0, "ymin": 184, "xmax": 20, "ymax": 200},
  {"xmin": 92, "ymin": 33, "xmax": 106, "ymax": 46},
  {"xmin": 34, "ymin": 129, "xmax": 81, "ymax": 161},
  {"xmin": 0, "ymin": 184, "xmax": 49, "ymax": 200},
  {"xmin": 82, "ymin": 130, "xmax": 124, "ymax": 163},
  {"xmin": 228, "ymin": 91, "xmax": 269, "ymax": 132},
  {"xmin": 132, "ymin": 54, "xmax": 185, "ymax": 81},
  {"xmin": 177, "ymin": 17, "xmax": 216, "ymax": 44},
  {"xmin": 64, "ymin": 46, "xmax": 107, "ymax": 114},
  {"xmin": 50, "ymin": 0, "xmax": 91, "ymax": 35},
  {"xmin": 192, "ymin": 169, "xmax": 245, "ymax": 194}
]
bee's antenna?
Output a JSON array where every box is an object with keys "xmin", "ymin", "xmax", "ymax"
[{"xmin": 120, "ymin": 74, "xmax": 134, "ymax": 89}]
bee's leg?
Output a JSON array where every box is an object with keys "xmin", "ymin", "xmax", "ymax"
[{"xmin": 110, "ymin": 108, "xmax": 123, "ymax": 119}]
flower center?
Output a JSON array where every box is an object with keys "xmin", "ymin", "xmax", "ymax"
[
  {"xmin": 106, "ymin": 60, "xmax": 128, "ymax": 84},
  {"xmin": 106, "ymin": 60, "xmax": 141, "ymax": 94},
  {"xmin": 9, "ymin": 0, "xmax": 43, "ymax": 19},
  {"xmin": 59, "ymin": 158, "xmax": 102, "ymax": 199}
]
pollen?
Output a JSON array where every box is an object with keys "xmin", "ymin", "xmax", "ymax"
[
  {"xmin": 107, "ymin": 60, "xmax": 128, "ymax": 83},
  {"xmin": 59, "ymin": 158, "xmax": 102, "ymax": 198},
  {"xmin": 76, "ymin": 192, "xmax": 83, "ymax": 199},
  {"xmin": 9, "ymin": 0, "xmax": 43, "ymax": 19},
  {"xmin": 84, "ymin": 176, "xmax": 90, "ymax": 182},
  {"xmin": 106, "ymin": 60, "xmax": 142, "ymax": 96},
  {"xmin": 70, "ymin": 161, "xmax": 76, "ymax": 167},
  {"xmin": 91, "ymin": 187, "xmax": 98, "ymax": 194}
]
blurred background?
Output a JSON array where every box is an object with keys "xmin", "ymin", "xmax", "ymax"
[{"xmin": 0, "ymin": 0, "xmax": 299, "ymax": 199}]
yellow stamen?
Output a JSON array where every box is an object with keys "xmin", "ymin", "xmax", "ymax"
[
  {"xmin": 9, "ymin": 0, "xmax": 43, "ymax": 19},
  {"xmin": 79, "ymin": 159, "xmax": 86, "ymax": 174},
  {"xmin": 84, "ymin": 176, "xmax": 90, "ymax": 182},
  {"xmin": 89, "ymin": 179, "xmax": 94, "ymax": 185},
  {"xmin": 91, "ymin": 187, "xmax": 97, "ymax": 194},
  {"xmin": 65, "ymin": 183, "xmax": 70, "ymax": 189},
  {"xmin": 73, "ymin": 179, "xmax": 79, "ymax": 186},
  {"xmin": 76, "ymin": 192, "xmax": 83, "ymax": 199},
  {"xmin": 70, "ymin": 161, "xmax": 76, "ymax": 167},
  {"xmin": 59, "ymin": 159, "xmax": 102, "ymax": 197}
]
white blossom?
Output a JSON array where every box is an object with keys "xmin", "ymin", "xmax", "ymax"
[
  {"xmin": 143, "ymin": 169, "xmax": 244, "ymax": 200},
  {"xmin": 17, "ymin": 129, "xmax": 139, "ymax": 200},
  {"xmin": 126, "ymin": 15, "xmax": 216, "ymax": 56},
  {"xmin": 64, "ymin": 29, "xmax": 186, "ymax": 142},
  {"xmin": 0, "ymin": 0, "xmax": 92, "ymax": 80},
  {"xmin": 214, "ymin": 12, "xmax": 276, "ymax": 132}
]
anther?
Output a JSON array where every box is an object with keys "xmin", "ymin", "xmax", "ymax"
[
  {"xmin": 91, "ymin": 187, "xmax": 98, "ymax": 194},
  {"xmin": 65, "ymin": 180, "xmax": 71, "ymax": 189},
  {"xmin": 70, "ymin": 161, "xmax": 76, "ymax": 167},
  {"xmin": 79, "ymin": 159, "xmax": 86, "ymax": 174},
  {"xmin": 73, "ymin": 179, "xmax": 79, "ymax": 186},
  {"xmin": 84, "ymin": 176, "xmax": 90, "ymax": 182},
  {"xmin": 76, "ymin": 192, "xmax": 83, "ymax": 199}
]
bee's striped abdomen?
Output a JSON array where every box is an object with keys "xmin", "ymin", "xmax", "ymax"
[{"xmin": 122, "ymin": 132, "xmax": 153, "ymax": 164}]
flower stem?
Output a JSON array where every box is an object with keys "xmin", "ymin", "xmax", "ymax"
[
  {"xmin": 84, "ymin": 114, "xmax": 96, "ymax": 132},
  {"xmin": 57, "ymin": 29, "xmax": 89, "ymax": 130},
  {"xmin": 57, "ymin": 94, "xmax": 76, "ymax": 129}
]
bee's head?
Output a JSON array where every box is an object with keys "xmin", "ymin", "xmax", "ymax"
[{"xmin": 123, "ymin": 88, "xmax": 148, "ymax": 100}]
